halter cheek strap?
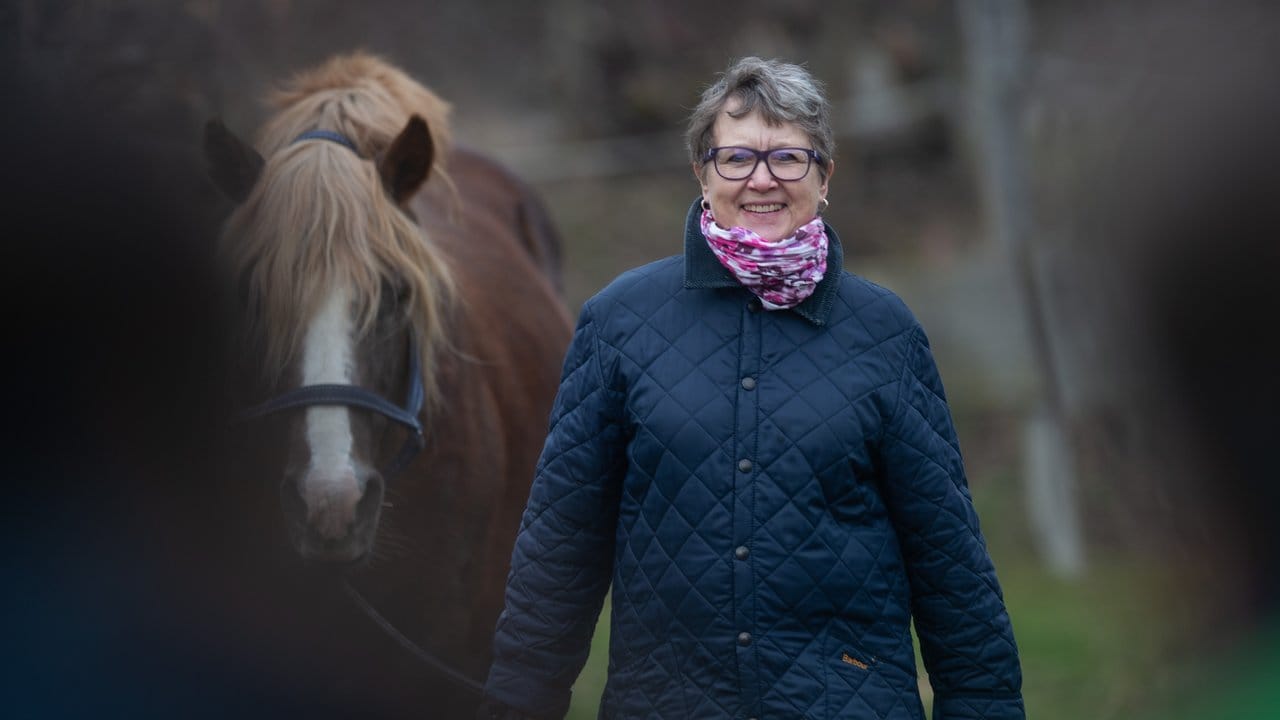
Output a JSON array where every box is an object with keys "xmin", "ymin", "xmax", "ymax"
[{"xmin": 292, "ymin": 129, "xmax": 361, "ymax": 156}]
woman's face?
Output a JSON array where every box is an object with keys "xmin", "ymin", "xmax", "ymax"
[{"xmin": 696, "ymin": 103, "xmax": 832, "ymax": 242}]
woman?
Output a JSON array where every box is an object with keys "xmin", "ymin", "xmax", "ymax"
[{"xmin": 481, "ymin": 57, "xmax": 1023, "ymax": 720}]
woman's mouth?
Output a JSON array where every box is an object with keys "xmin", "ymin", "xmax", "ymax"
[{"xmin": 742, "ymin": 203, "xmax": 784, "ymax": 213}]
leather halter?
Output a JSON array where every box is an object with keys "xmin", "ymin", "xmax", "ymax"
[{"xmin": 292, "ymin": 128, "xmax": 361, "ymax": 155}]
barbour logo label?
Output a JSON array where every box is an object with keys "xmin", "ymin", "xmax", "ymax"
[{"xmin": 840, "ymin": 652, "xmax": 869, "ymax": 670}]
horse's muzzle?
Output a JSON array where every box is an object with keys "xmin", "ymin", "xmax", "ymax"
[{"xmin": 280, "ymin": 465, "xmax": 384, "ymax": 564}]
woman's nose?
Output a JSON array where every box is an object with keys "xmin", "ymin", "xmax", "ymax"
[{"xmin": 746, "ymin": 159, "xmax": 777, "ymax": 190}]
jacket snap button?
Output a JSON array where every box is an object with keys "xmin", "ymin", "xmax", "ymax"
[
  {"xmin": 735, "ymin": 545, "xmax": 750, "ymax": 560},
  {"xmin": 747, "ymin": 298, "xmax": 762, "ymax": 313},
  {"xmin": 740, "ymin": 376, "xmax": 756, "ymax": 390},
  {"xmin": 738, "ymin": 632, "xmax": 752, "ymax": 646},
  {"xmin": 737, "ymin": 459, "xmax": 752, "ymax": 473}
]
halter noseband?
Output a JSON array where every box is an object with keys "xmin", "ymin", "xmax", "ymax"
[{"xmin": 238, "ymin": 333, "xmax": 426, "ymax": 479}]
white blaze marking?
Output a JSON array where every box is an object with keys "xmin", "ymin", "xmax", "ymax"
[{"xmin": 300, "ymin": 285, "xmax": 359, "ymax": 532}]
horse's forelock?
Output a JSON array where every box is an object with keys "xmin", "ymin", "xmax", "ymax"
[
  {"xmin": 259, "ymin": 52, "xmax": 452, "ymax": 164},
  {"xmin": 220, "ymin": 53, "xmax": 456, "ymax": 407}
]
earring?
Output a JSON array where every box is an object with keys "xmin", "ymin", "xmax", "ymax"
[
  {"xmin": 701, "ymin": 197, "xmax": 712, "ymax": 211},
  {"xmin": 818, "ymin": 197, "xmax": 829, "ymax": 214}
]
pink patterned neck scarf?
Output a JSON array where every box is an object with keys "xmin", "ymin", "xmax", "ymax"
[{"xmin": 701, "ymin": 209, "xmax": 828, "ymax": 310}]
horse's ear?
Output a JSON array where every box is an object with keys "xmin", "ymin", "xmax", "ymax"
[
  {"xmin": 204, "ymin": 119, "xmax": 264, "ymax": 204},
  {"xmin": 379, "ymin": 115, "xmax": 434, "ymax": 205}
]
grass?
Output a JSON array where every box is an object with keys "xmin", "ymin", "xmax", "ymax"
[
  {"xmin": 566, "ymin": 601, "xmax": 611, "ymax": 720},
  {"xmin": 1000, "ymin": 560, "xmax": 1179, "ymax": 719}
]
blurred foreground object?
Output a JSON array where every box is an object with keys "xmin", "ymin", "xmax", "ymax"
[{"xmin": 1067, "ymin": 4, "xmax": 1280, "ymax": 713}]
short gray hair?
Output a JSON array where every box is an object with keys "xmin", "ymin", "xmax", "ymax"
[{"xmin": 686, "ymin": 57, "xmax": 834, "ymax": 180}]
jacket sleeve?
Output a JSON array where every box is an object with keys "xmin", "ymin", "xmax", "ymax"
[
  {"xmin": 879, "ymin": 325, "xmax": 1024, "ymax": 720},
  {"xmin": 483, "ymin": 302, "xmax": 627, "ymax": 720}
]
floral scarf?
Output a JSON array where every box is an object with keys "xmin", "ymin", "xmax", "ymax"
[{"xmin": 701, "ymin": 209, "xmax": 828, "ymax": 310}]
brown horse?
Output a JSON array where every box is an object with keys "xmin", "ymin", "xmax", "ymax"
[{"xmin": 204, "ymin": 53, "xmax": 571, "ymax": 718}]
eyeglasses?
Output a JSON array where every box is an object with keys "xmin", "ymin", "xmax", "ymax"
[{"xmin": 701, "ymin": 146, "xmax": 823, "ymax": 181}]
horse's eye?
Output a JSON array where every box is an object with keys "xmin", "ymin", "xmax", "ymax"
[
  {"xmin": 382, "ymin": 278, "xmax": 410, "ymax": 303},
  {"xmin": 373, "ymin": 281, "xmax": 408, "ymax": 325}
]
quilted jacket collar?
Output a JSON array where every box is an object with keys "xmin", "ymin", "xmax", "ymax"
[{"xmin": 682, "ymin": 198, "xmax": 843, "ymax": 326}]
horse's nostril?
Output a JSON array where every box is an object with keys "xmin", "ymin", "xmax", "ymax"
[
  {"xmin": 356, "ymin": 471, "xmax": 385, "ymax": 522},
  {"xmin": 280, "ymin": 471, "xmax": 305, "ymax": 515}
]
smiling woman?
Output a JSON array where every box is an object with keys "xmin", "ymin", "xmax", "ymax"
[
  {"xmin": 696, "ymin": 101, "xmax": 831, "ymax": 241},
  {"xmin": 478, "ymin": 57, "xmax": 1024, "ymax": 720}
]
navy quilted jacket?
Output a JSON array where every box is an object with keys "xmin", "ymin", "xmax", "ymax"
[{"xmin": 485, "ymin": 202, "xmax": 1023, "ymax": 720}]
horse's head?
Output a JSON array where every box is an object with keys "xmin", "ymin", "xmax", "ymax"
[{"xmin": 205, "ymin": 113, "xmax": 453, "ymax": 566}]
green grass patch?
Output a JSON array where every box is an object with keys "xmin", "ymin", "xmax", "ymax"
[
  {"xmin": 998, "ymin": 560, "xmax": 1180, "ymax": 719},
  {"xmin": 566, "ymin": 599, "xmax": 611, "ymax": 720}
]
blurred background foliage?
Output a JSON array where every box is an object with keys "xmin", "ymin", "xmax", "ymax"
[{"xmin": 4, "ymin": 1, "xmax": 1277, "ymax": 718}]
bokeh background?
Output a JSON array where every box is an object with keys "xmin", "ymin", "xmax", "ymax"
[{"xmin": 4, "ymin": 1, "xmax": 1278, "ymax": 718}]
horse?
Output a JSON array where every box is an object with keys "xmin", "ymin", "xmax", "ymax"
[{"xmin": 203, "ymin": 53, "xmax": 572, "ymax": 718}]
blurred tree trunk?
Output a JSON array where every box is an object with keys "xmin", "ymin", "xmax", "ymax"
[{"xmin": 959, "ymin": 0, "xmax": 1085, "ymax": 577}]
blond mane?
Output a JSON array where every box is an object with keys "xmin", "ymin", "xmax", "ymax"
[{"xmin": 222, "ymin": 52, "xmax": 456, "ymax": 407}]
